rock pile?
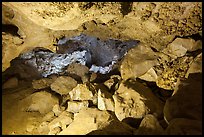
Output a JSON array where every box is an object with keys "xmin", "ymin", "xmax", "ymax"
[{"xmin": 6, "ymin": 38, "xmax": 202, "ymax": 135}]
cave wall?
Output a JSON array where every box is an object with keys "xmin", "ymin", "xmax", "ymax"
[{"xmin": 2, "ymin": 2, "xmax": 202, "ymax": 72}]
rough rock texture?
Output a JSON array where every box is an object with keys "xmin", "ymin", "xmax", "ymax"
[
  {"xmin": 162, "ymin": 40, "xmax": 188, "ymax": 59},
  {"xmin": 66, "ymin": 100, "xmax": 89, "ymax": 113},
  {"xmin": 156, "ymin": 56, "xmax": 193, "ymax": 90},
  {"xmin": 103, "ymin": 75, "xmax": 121, "ymax": 91},
  {"xmin": 48, "ymin": 111, "xmax": 74, "ymax": 135},
  {"xmin": 113, "ymin": 79, "xmax": 164, "ymax": 121},
  {"xmin": 68, "ymin": 84, "xmax": 94, "ymax": 101},
  {"xmin": 134, "ymin": 114, "xmax": 164, "ymax": 135},
  {"xmin": 186, "ymin": 53, "xmax": 202, "ymax": 77},
  {"xmin": 50, "ymin": 76, "xmax": 77, "ymax": 95},
  {"xmin": 97, "ymin": 89, "xmax": 115, "ymax": 111},
  {"xmin": 67, "ymin": 63, "xmax": 90, "ymax": 83},
  {"xmin": 167, "ymin": 38, "xmax": 202, "ymax": 52},
  {"xmin": 2, "ymin": 2, "xmax": 202, "ymax": 135},
  {"xmin": 120, "ymin": 43, "xmax": 159, "ymax": 80},
  {"xmin": 59, "ymin": 108, "xmax": 133, "ymax": 135},
  {"xmin": 165, "ymin": 118, "xmax": 202, "ymax": 135},
  {"xmin": 19, "ymin": 91, "xmax": 59, "ymax": 114},
  {"xmin": 138, "ymin": 67, "xmax": 158, "ymax": 82},
  {"xmin": 32, "ymin": 77, "xmax": 57, "ymax": 90},
  {"xmin": 163, "ymin": 73, "xmax": 202, "ymax": 124},
  {"xmin": 2, "ymin": 2, "xmax": 202, "ymax": 72}
]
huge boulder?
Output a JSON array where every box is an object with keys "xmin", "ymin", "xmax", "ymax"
[{"xmin": 113, "ymin": 79, "xmax": 164, "ymax": 121}]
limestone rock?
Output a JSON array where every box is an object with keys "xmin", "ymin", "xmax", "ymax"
[
  {"xmin": 103, "ymin": 75, "xmax": 121, "ymax": 91},
  {"xmin": 98, "ymin": 89, "xmax": 115, "ymax": 111},
  {"xmin": 164, "ymin": 73, "xmax": 202, "ymax": 124},
  {"xmin": 186, "ymin": 53, "xmax": 202, "ymax": 78},
  {"xmin": 113, "ymin": 79, "xmax": 164, "ymax": 121},
  {"xmin": 139, "ymin": 67, "xmax": 158, "ymax": 82},
  {"xmin": 26, "ymin": 124, "xmax": 36, "ymax": 133},
  {"xmin": 68, "ymin": 84, "xmax": 94, "ymax": 101},
  {"xmin": 67, "ymin": 63, "xmax": 89, "ymax": 83},
  {"xmin": 42, "ymin": 111, "xmax": 56, "ymax": 122},
  {"xmin": 48, "ymin": 111, "xmax": 74, "ymax": 135},
  {"xmin": 66, "ymin": 100, "xmax": 89, "ymax": 113},
  {"xmin": 165, "ymin": 118, "xmax": 202, "ymax": 135},
  {"xmin": 120, "ymin": 43, "xmax": 159, "ymax": 80},
  {"xmin": 59, "ymin": 108, "xmax": 133, "ymax": 135},
  {"xmin": 52, "ymin": 104, "xmax": 63, "ymax": 117},
  {"xmin": 156, "ymin": 56, "xmax": 193, "ymax": 90},
  {"xmin": 134, "ymin": 114, "xmax": 164, "ymax": 135},
  {"xmin": 50, "ymin": 76, "xmax": 78, "ymax": 95},
  {"xmin": 162, "ymin": 39, "xmax": 188, "ymax": 59},
  {"xmin": 37, "ymin": 121, "xmax": 50, "ymax": 135},
  {"xmin": 13, "ymin": 36, "xmax": 23, "ymax": 45},
  {"xmin": 3, "ymin": 77, "xmax": 18, "ymax": 89},
  {"xmin": 32, "ymin": 77, "xmax": 56, "ymax": 90},
  {"xmin": 20, "ymin": 91, "xmax": 59, "ymax": 114},
  {"xmin": 168, "ymin": 38, "xmax": 202, "ymax": 52}
]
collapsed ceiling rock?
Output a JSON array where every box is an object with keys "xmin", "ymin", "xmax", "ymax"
[
  {"xmin": 50, "ymin": 76, "xmax": 78, "ymax": 95},
  {"xmin": 2, "ymin": 2, "xmax": 201, "ymax": 72},
  {"xmin": 66, "ymin": 100, "xmax": 89, "ymax": 113},
  {"xmin": 2, "ymin": 34, "xmax": 139, "ymax": 81},
  {"xmin": 120, "ymin": 43, "xmax": 159, "ymax": 80},
  {"xmin": 67, "ymin": 63, "xmax": 90, "ymax": 83},
  {"xmin": 164, "ymin": 118, "xmax": 202, "ymax": 135},
  {"xmin": 48, "ymin": 111, "xmax": 74, "ymax": 135},
  {"xmin": 19, "ymin": 91, "xmax": 59, "ymax": 114},
  {"xmin": 68, "ymin": 84, "xmax": 94, "ymax": 101},
  {"xmin": 113, "ymin": 79, "xmax": 164, "ymax": 121},
  {"xmin": 59, "ymin": 108, "xmax": 133, "ymax": 135},
  {"xmin": 186, "ymin": 53, "xmax": 202, "ymax": 77},
  {"xmin": 32, "ymin": 76, "xmax": 57, "ymax": 90},
  {"xmin": 2, "ymin": 2, "xmax": 202, "ymax": 135},
  {"xmin": 134, "ymin": 114, "xmax": 165, "ymax": 135},
  {"xmin": 163, "ymin": 73, "xmax": 202, "ymax": 124},
  {"xmin": 97, "ymin": 89, "xmax": 115, "ymax": 111}
]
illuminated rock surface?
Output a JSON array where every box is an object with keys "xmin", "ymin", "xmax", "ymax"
[{"xmin": 2, "ymin": 2, "xmax": 202, "ymax": 135}]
